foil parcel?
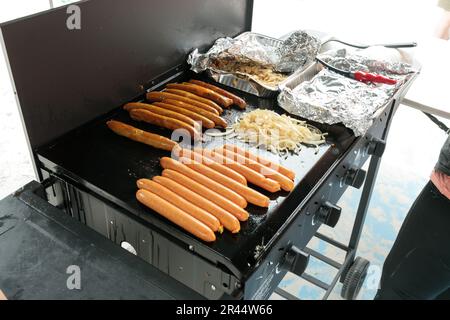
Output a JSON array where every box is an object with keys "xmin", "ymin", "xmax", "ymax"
[
  {"xmin": 278, "ymin": 49, "xmax": 417, "ymax": 136},
  {"xmin": 188, "ymin": 31, "xmax": 321, "ymax": 89}
]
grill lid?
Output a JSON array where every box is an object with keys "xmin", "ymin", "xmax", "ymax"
[{"xmin": 0, "ymin": 0, "xmax": 253, "ymax": 151}]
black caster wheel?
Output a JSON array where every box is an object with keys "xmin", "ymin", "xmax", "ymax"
[{"xmin": 341, "ymin": 257, "xmax": 370, "ymax": 300}]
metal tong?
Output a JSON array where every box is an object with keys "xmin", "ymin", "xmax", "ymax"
[
  {"xmin": 322, "ymin": 39, "xmax": 417, "ymax": 49},
  {"xmin": 315, "ymin": 38, "xmax": 417, "ymax": 85},
  {"xmin": 316, "ymin": 57, "xmax": 397, "ymax": 85}
]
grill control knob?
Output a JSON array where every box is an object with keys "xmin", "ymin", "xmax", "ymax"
[
  {"xmin": 317, "ymin": 201, "xmax": 342, "ymax": 228},
  {"xmin": 344, "ymin": 168, "xmax": 366, "ymax": 189},
  {"xmin": 283, "ymin": 245, "xmax": 310, "ymax": 277},
  {"xmin": 367, "ymin": 137, "xmax": 386, "ymax": 158}
]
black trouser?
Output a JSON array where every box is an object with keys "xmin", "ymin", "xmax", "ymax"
[{"xmin": 375, "ymin": 181, "xmax": 450, "ymax": 300}]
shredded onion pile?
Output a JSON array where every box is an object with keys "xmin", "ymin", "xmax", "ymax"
[{"xmin": 232, "ymin": 109, "xmax": 326, "ymax": 155}]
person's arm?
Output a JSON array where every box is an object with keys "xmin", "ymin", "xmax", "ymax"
[
  {"xmin": 436, "ymin": 0, "xmax": 450, "ymax": 39},
  {"xmin": 436, "ymin": 135, "xmax": 450, "ymax": 175},
  {"xmin": 431, "ymin": 135, "xmax": 450, "ymax": 199}
]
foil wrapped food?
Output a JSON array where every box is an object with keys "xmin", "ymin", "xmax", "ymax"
[
  {"xmin": 188, "ymin": 31, "xmax": 320, "ymax": 95},
  {"xmin": 276, "ymin": 31, "xmax": 321, "ymax": 73},
  {"xmin": 278, "ymin": 49, "xmax": 418, "ymax": 136},
  {"xmin": 319, "ymin": 48, "xmax": 416, "ymax": 78}
]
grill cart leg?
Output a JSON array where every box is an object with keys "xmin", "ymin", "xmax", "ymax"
[
  {"xmin": 275, "ymin": 100, "xmax": 400, "ymax": 300},
  {"xmin": 274, "ymin": 152, "xmax": 385, "ymax": 301},
  {"xmin": 340, "ymin": 152, "xmax": 383, "ymax": 283},
  {"xmin": 338, "ymin": 99, "xmax": 399, "ymax": 294}
]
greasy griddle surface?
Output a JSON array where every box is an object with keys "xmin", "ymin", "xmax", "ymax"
[{"xmin": 37, "ymin": 73, "xmax": 354, "ymax": 278}]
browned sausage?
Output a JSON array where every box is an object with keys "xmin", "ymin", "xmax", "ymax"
[
  {"xmin": 222, "ymin": 144, "xmax": 295, "ymax": 180},
  {"xmin": 159, "ymin": 157, "xmax": 247, "ymax": 209},
  {"xmin": 188, "ymin": 80, "xmax": 247, "ymax": 109},
  {"xmin": 152, "ymin": 102, "xmax": 215, "ymax": 129},
  {"xmin": 176, "ymin": 148, "xmax": 247, "ymax": 185},
  {"xmin": 146, "ymin": 91, "xmax": 219, "ymax": 115},
  {"xmin": 161, "ymin": 169, "xmax": 249, "ymax": 222},
  {"xmin": 165, "ymin": 83, "xmax": 233, "ymax": 107},
  {"xmin": 164, "ymin": 88, "xmax": 223, "ymax": 114},
  {"xmin": 161, "ymin": 99, "xmax": 227, "ymax": 128},
  {"xmin": 129, "ymin": 109, "xmax": 200, "ymax": 140},
  {"xmin": 179, "ymin": 157, "xmax": 270, "ymax": 208},
  {"xmin": 106, "ymin": 120, "xmax": 177, "ymax": 151},
  {"xmin": 136, "ymin": 189, "xmax": 216, "ymax": 242},
  {"xmin": 153, "ymin": 175, "xmax": 240, "ymax": 233},
  {"xmin": 124, "ymin": 102, "xmax": 200, "ymax": 130},
  {"xmin": 216, "ymin": 148, "xmax": 295, "ymax": 192},
  {"xmin": 196, "ymin": 148, "xmax": 281, "ymax": 193},
  {"xmin": 137, "ymin": 179, "xmax": 222, "ymax": 233}
]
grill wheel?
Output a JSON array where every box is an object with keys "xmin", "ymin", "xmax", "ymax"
[{"xmin": 341, "ymin": 257, "xmax": 370, "ymax": 300}]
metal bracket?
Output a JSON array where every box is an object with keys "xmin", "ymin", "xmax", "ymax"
[
  {"xmin": 317, "ymin": 201, "xmax": 342, "ymax": 228},
  {"xmin": 344, "ymin": 168, "xmax": 367, "ymax": 189},
  {"xmin": 367, "ymin": 137, "xmax": 386, "ymax": 158},
  {"xmin": 283, "ymin": 245, "xmax": 310, "ymax": 277}
]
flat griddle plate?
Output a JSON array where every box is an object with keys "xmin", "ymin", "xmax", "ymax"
[{"xmin": 37, "ymin": 73, "xmax": 355, "ymax": 278}]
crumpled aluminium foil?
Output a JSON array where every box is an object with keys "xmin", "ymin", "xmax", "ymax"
[
  {"xmin": 319, "ymin": 48, "xmax": 416, "ymax": 76},
  {"xmin": 188, "ymin": 34, "xmax": 277, "ymax": 73},
  {"xmin": 278, "ymin": 50, "xmax": 417, "ymax": 136},
  {"xmin": 187, "ymin": 31, "xmax": 320, "ymax": 87},
  {"xmin": 278, "ymin": 69, "xmax": 394, "ymax": 136},
  {"xmin": 275, "ymin": 31, "xmax": 321, "ymax": 73}
]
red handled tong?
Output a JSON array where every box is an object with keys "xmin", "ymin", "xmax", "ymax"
[{"xmin": 316, "ymin": 57, "xmax": 397, "ymax": 85}]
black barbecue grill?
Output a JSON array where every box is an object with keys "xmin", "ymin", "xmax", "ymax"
[{"xmin": 0, "ymin": 0, "xmax": 418, "ymax": 300}]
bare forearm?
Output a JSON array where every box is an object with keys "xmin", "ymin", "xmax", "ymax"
[{"xmin": 436, "ymin": 1, "xmax": 450, "ymax": 39}]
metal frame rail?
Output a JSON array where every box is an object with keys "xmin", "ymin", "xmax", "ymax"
[{"xmin": 274, "ymin": 97, "xmax": 398, "ymax": 300}]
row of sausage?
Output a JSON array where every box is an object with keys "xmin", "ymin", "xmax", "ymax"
[
  {"xmin": 126, "ymin": 80, "xmax": 247, "ymax": 138},
  {"xmin": 136, "ymin": 145, "xmax": 296, "ymax": 242}
]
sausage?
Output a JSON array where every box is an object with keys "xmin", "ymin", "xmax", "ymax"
[
  {"xmin": 146, "ymin": 91, "xmax": 219, "ymax": 115},
  {"xmin": 160, "ymin": 99, "xmax": 227, "ymax": 128},
  {"xmin": 196, "ymin": 148, "xmax": 281, "ymax": 193},
  {"xmin": 129, "ymin": 109, "xmax": 200, "ymax": 140},
  {"xmin": 160, "ymin": 157, "xmax": 247, "ymax": 209},
  {"xmin": 124, "ymin": 102, "xmax": 200, "ymax": 130},
  {"xmin": 179, "ymin": 157, "xmax": 270, "ymax": 208},
  {"xmin": 216, "ymin": 148, "xmax": 295, "ymax": 192},
  {"xmin": 176, "ymin": 148, "xmax": 247, "ymax": 185},
  {"xmin": 106, "ymin": 120, "xmax": 177, "ymax": 151},
  {"xmin": 161, "ymin": 169, "xmax": 249, "ymax": 222},
  {"xmin": 222, "ymin": 144, "xmax": 295, "ymax": 180},
  {"xmin": 188, "ymin": 80, "xmax": 247, "ymax": 109},
  {"xmin": 137, "ymin": 179, "xmax": 222, "ymax": 233},
  {"xmin": 136, "ymin": 189, "xmax": 216, "ymax": 242},
  {"xmin": 153, "ymin": 175, "xmax": 240, "ymax": 233},
  {"xmin": 164, "ymin": 88, "xmax": 223, "ymax": 114},
  {"xmin": 165, "ymin": 83, "xmax": 233, "ymax": 107},
  {"xmin": 152, "ymin": 102, "xmax": 215, "ymax": 129}
]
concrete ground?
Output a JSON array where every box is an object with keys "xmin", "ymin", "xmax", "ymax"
[
  {"xmin": 1, "ymin": 0, "xmax": 449, "ymax": 300},
  {"xmin": 0, "ymin": 49, "xmax": 35, "ymax": 198}
]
